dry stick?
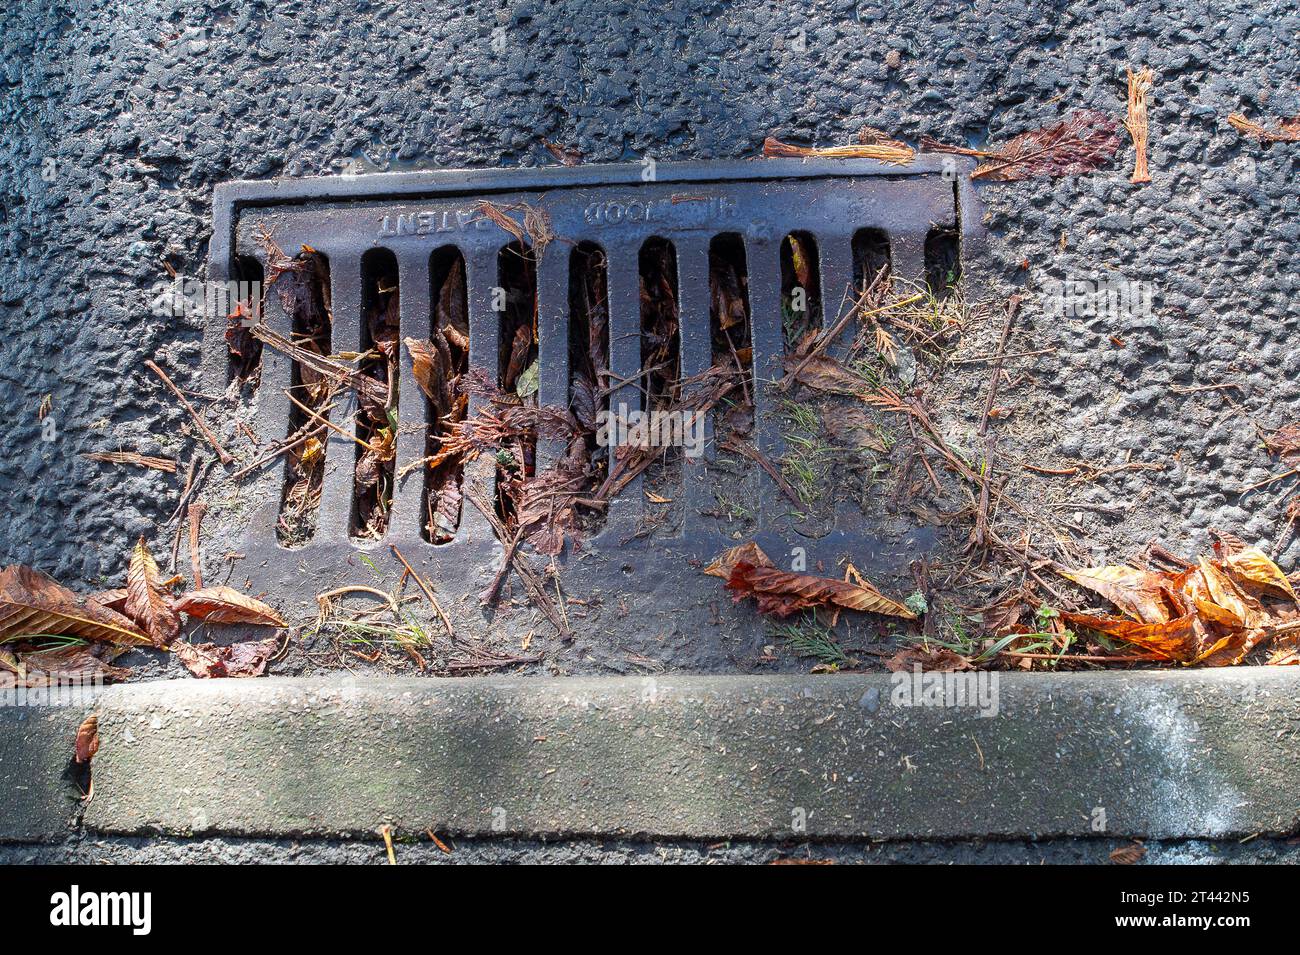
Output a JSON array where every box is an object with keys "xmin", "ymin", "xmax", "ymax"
[
  {"xmin": 998, "ymin": 650, "xmax": 1161, "ymax": 664},
  {"xmin": 973, "ymin": 295, "xmax": 1020, "ymax": 551},
  {"xmin": 82, "ymin": 451, "xmax": 178, "ymax": 473},
  {"xmin": 144, "ymin": 360, "xmax": 234, "ymax": 465},
  {"xmin": 465, "ymin": 486, "xmax": 571, "ymax": 641},
  {"xmin": 231, "ymin": 401, "xmax": 338, "ymax": 480},
  {"xmin": 482, "ymin": 528, "xmax": 521, "ymax": 607},
  {"xmin": 168, "ymin": 454, "xmax": 199, "ymax": 523},
  {"xmin": 389, "ymin": 545, "xmax": 454, "ymax": 638},
  {"xmin": 187, "ymin": 501, "xmax": 206, "ymax": 589},
  {"xmin": 951, "ymin": 347, "xmax": 1056, "ymax": 365},
  {"xmin": 720, "ymin": 434, "xmax": 802, "ymax": 507}
]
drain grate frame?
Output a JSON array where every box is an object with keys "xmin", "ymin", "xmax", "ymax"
[{"xmin": 204, "ymin": 157, "xmax": 987, "ymax": 617}]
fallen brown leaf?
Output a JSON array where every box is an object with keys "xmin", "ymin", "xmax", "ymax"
[
  {"xmin": 0, "ymin": 565, "xmax": 149, "ymax": 646},
  {"xmin": 174, "ymin": 586, "xmax": 286, "ymax": 627},
  {"xmin": 725, "ymin": 562, "xmax": 916, "ymax": 620},
  {"xmin": 1109, "ymin": 843, "xmax": 1146, "ymax": 865},
  {"xmin": 702, "ymin": 542, "xmax": 776, "ymax": 579},
  {"xmin": 174, "ymin": 636, "xmax": 278, "ymax": 679},
  {"xmin": 74, "ymin": 714, "xmax": 99, "ymax": 764},
  {"xmin": 125, "ymin": 537, "xmax": 180, "ymax": 647}
]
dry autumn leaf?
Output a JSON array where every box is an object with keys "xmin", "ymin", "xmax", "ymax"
[
  {"xmin": 0, "ymin": 565, "xmax": 149, "ymax": 646},
  {"xmin": 1058, "ymin": 547, "xmax": 1300, "ymax": 665},
  {"xmin": 703, "ymin": 542, "xmax": 776, "ymax": 579},
  {"xmin": 404, "ymin": 336, "xmax": 438, "ymax": 404},
  {"xmin": 781, "ymin": 354, "xmax": 873, "ymax": 396},
  {"xmin": 19, "ymin": 644, "xmax": 131, "ymax": 685},
  {"xmin": 1220, "ymin": 547, "xmax": 1298, "ymax": 602},
  {"xmin": 724, "ymin": 561, "xmax": 916, "ymax": 620},
  {"xmin": 174, "ymin": 586, "xmax": 286, "ymax": 627},
  {"xmin": 1059, "ymin": 611, "xmax": 1199, "ymax": 661},
  {"xmin": 1058, "ymin": 565, "xmax": 1180, "ymax": 624},
  {"xmin": 124, "ymin": 536, "xmax": 180, "ymax": 647},
  {"xmin": 74, "ymin": 714, "xmax": 99, "ymax": 764},
  {"xmin": 884, "ymin": 645, "xmax": 971, "ymax": 672},
  {"xmin": 1109, "ymin": 843, "xmax": 1146, "ymax": 865},
  {"xmin": 174, "ymin": 636, "xmax": 278, "ymax": 679}
]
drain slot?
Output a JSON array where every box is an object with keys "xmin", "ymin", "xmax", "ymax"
[
  {"xmin": 636, "ymin": 236, "xmax": 682, "ymax": 496},
  {"xmin": 780, "ymin": 232, "xmax": 823, "ymax": 352},
  {"xmin": 708, "ymin": 232, "xmax": 754, "ymax": 430},
  {"xmin": 924, "ymin": 226, "xmax": 961, "ymax": 297},
  {"xmin": 276, "ymin": 248, "xmax": 332, "ymax": 547},
  {"xmin": 496, "ymin": 240, "xmax": 538, "ymax": 523},
  {"xmin": 351, "ymin": 249, "xmax": 399, "ymax": 540},
  {"xmin": 567, "ymin": 242, "xmax": 610, "ymax": 533},
  {"xmin": 852, "ymin": 228, "xmax": 892, "ymax": 298},
  {"xmin": 421, "ymin": 246, "xmax": 470, "ymax": 544}
]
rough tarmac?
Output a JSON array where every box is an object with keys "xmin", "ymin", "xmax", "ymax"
[
  {"xmin": 3, "ymin": 0, "xmax": 1296, "ymax": 587},
  {"xmin": 4, "ymin": 832, "xmax": 1298, "ymax": 865}
]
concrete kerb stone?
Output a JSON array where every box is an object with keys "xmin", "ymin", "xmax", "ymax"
[{"xmin": 53, "ymin": 669, "xmax": 1300, "ymax": 842}]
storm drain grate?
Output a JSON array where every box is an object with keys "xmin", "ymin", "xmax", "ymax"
[{"xmin": 204, "ymin": 158, "xmax": 984, "ymax": 591}]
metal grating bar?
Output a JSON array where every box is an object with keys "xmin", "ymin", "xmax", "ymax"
[{"xmin": 391, "ymin": 248, "xmax": 431, "ymax": 545}]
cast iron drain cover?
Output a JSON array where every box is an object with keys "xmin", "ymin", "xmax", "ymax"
[{"xmin": 203, "ymin": 158, "xmax": 985, "ymax": 626}]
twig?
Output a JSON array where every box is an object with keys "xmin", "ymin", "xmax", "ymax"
[
  {"xmin": 951, "ymin": 346, "xmax": 1056, "ymax": 365},
  {"xmin": 168, "ymin": 454, "xmax": 200, "ymax": 523},
  {"xmin": 998, "ymin": 650, "xmax": 1162, "ymax": 664},
  {"xmin": 979, "ymin": 295, "xmax": 1019, "ymax": 438},
  {"xmin": 144, "ymin": 360, "xmax": 234, "ymax": 465},
  {"xmin": 466, "ymin": 486, "xmax": 571, "ymax": 641},
  {"xmin": 720, "ymin": 434, "xmax": 802, "ymax": 507},
  {"xmin": 390, "ymin": 545, "xmax": 454, "ymax": 638},
  {"xmin": 82, "ymin": 451, "xmax": 176, "ymax": 473},
  {"xmin": 232, "ymin": 401, "xmax": 337, "ymax": 479},
  {"xmin": 283, "ymin": 391, "xmax": 370, "ymax": 451},
  {"xmin": 187, "ymin": 501, "xmax": 206, "ymax": 589},
  {"xmin": 973, "ymin": 295, "xmax": 1019, "ymax": 551}
]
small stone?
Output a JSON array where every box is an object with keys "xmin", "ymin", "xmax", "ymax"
[{"xmin": 884, "ymin": 49, "xmax": 902, "ymax": 69}]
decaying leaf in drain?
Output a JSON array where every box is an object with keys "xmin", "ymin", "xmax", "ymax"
[
  {"xmin": 0, "ymin": 565, "xmax": 149, "ymax": 646},
  {"xmin": 174, "ymin": 586, "xmax": 286, "ymax": 627},
  {"xmin": 174, "ymin": 636, "xmax": 279, "ymax": 679},
  {"xmin": 124, "ymin": 537, "xmax": 180, "ymax": 647},
  {"xmin": 723, "ymin": 561, "xmax": 917, "ymax": 620},
  {"xmin": 1056, "ymin": 546, "xmax": 1300, "ymax": 665},
  {"xmin": 925, "ymin": 110, "xmax": 1120, "ymax": 181},
  {"xmin": 884, "ymin": 645, "xmax": 971, "ymax": 672}
]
